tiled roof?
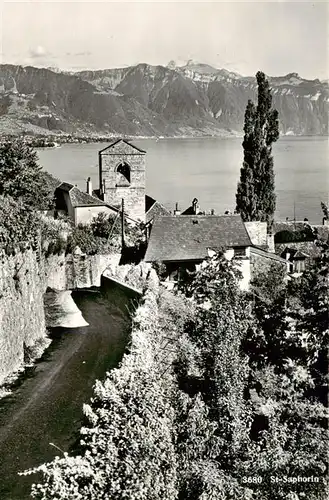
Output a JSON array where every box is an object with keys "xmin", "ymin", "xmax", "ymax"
[
  {"xmin": 250, "ymin": 246, "xmax": 287, "ymax": 264},
  {"xmin": 58, "ymin": 181, "xmax": 74, "ymax": 193},
  {"xmin": 56, "ymin": 183, "xmax": 108, "ymax": 207},
  {"xmin": 99, "ymin": 138, "xmax": 146, "ymax": 155},
  {"xmin": 281, "ymin": 247, "xmax": 309, "ymax": 260},
  {"xmin": 273, "ymin": 221, "xmax": 312, "ymax": 233},
  {"xmin": 277, "ymin": 241, "xmax": 322, "ymax": 260},
  {"xmin": 69, "ymin": 187, "xmax": 108, "ymax": 207},
  {"xmin": 182, "ymin": 206, "xmax": 203, "ymax": 215},
  {"xmin": 144, "ymin": 215, "xmax": 252, "ymax": 262},
  {"xmin": 145, "ymin": 200, "xmax": 171, "ymax": 224},
  {"xmin": 145, "ymin": 195, "xmax": 157, "ymax": 213}
]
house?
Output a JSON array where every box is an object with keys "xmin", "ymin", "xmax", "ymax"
[
  {"xmin": 54, "ymin": 182, "xmax": 119, "ymax": 225},
  {"xmin": 244, "ymin": 221, "xmax": 275, "ymax": 252},
  {"xmin": 281, "ymin": 247, "xmax": 309, "ymax": 275},
  {"xmin": 273, "ymin": 219, "xmax": 328, "ymax": 274},
  {"xmin": 144, "ymin": 214, "xmax": 287, "ymax": 290},
  {"xmin": 45, "ymin": 139, "xmax": 170, "ymax": 227}
]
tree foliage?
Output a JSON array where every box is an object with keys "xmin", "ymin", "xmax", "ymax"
[
  {"xmin": 236, "ymin": 72, "xmax": 279, "ymax": 225},
  {"xmin": 0, "ymin": 195, "xmax": 40, "ymax": 252},
  {"xmin": 320, "ymin": 201, "xmax": 329, "ymax": 220},
  {"xmin": 290, "ymin": 241, "xmax": 329, "ymax": 404},
  {"xmin": 0, "ymin": 139, "xmax": 54, "ymax": 210},
  {"xmin": 22, "ymin": 249, "xmax": 328, "ymax": 500},
  {"xmin": 90, "ymin": 212, "xmax": 120, "ymax": 239}
]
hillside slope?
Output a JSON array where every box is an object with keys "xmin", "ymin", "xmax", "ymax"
[{"xmin": 0, "ymin": 63, "xmax": 327, "ymax": 137}]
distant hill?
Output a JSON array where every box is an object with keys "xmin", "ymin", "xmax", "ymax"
[{"xmin": 0, "ymin": 63, "xmax": 328, "ymax": 137}]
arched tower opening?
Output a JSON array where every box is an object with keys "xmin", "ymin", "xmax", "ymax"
[{"xmin": 116, "ymin": 162, "xmax": 131, "ymax": 187}]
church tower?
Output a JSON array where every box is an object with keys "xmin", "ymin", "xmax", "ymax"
[{"xmin": 98, "ymin": 139, "xmax": 146, "ymax": 222}]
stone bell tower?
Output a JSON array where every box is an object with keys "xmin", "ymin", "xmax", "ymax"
[{"xmin": 98, "ymin": 139, "xmax": 146, "ymax": 222}]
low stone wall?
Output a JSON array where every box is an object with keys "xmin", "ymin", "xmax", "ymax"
[
  {"xmin": 0, "ymin": 249, "xmax": 122, "ymax": 384},
  {"xmin": 44, "ymin": 290, "xmax": 89, "ymax": 328},
  {"xmin": 45, "ymin": 253, "xmax": 121, "ymax": 290},
  {"xmin": 0, "ymin": 249, "xmax": 46, "ymax": 383}
]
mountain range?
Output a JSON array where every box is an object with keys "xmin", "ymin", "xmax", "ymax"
[{"xmin": 0, "ymin": 61, "xmax": 328, "ymax": 137}]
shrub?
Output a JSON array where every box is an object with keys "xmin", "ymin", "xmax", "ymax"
[
  {"xmin": 40, "ymin": 216, "xmax": 71, "ymax": 256},
  {"xmin": 66, "ymin": 224, "xmax": 118, "ymax": 255},
  {"xmin": 152, "ymin": 261, "xmax": 167, "ymax": 280},
  {"xmin": 0, "ymin": 195, "xmax": 40, "ymax": 252},
  {"xmin": 275, "ymin": 226, "xmax": 315, "ymax": 243},
  {"xmin": 90, "ymin": 212, "xmax": 120, "ymax": 240},
  {"xmin": 22, "ymin": 278, "xmax": 180, "ymax": 500}
]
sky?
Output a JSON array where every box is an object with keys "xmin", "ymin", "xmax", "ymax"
[{"xmin": 0, "ymin": 0, "xmax": 328, "ymax": 79}]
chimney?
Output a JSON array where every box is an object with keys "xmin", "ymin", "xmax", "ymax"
[
  {"xmin": 267, "ymin": 233, "xmax": 275, "ymax": 253},
  {"xmin": 86, "ymin": 177, "xmax": 92, "ymax": 195},
  {"xmin": 174, "ymin": 202, "xmax": 181, "ymax": 216}
]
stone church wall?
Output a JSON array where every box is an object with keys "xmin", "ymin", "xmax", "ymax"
[{"xmin": 99, "ymin": 141, "xmax": 146, "ymax": 222}]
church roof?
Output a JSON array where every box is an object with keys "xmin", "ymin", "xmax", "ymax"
[
  {"xmin": 98, "ymin": 138, "xmax": 146, "ymax": 155},
  {"xmin": 145, "ymin": 195, "xmax": 171, "ymax": 224},
  {"xmin": 145, "ymin": 215, "xmax": 252, "ymax": 262},
  {"xmin": 146, "ymin": 201, "xmax": 171, "ymax": 224}
]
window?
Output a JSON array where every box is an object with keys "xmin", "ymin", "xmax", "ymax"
[
  {"xmin": 294, "ymin": 260, "xmax": 306, "ymax": 273},
  {"xmin": 116, "ymin": 162, "xmax": 131, "ymax": 186},
  {"xmin": 234, "ymin": 247, "xmax": 246, "ymax": 257}
]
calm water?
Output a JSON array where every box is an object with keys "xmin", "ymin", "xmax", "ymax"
[
  {"xmin": 0, "ymin": 287, "xmax": 132, "ymax": 500},
  {"xmin": 38, "ymin": 136, "xmax": 329, "ymax": 224}
]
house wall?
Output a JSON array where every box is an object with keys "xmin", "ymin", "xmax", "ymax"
[
  {"xmin": 234, "ymin": 257, "xmax": 251, "ymax": 291},
  {"xmin": 245, "ymin": 221, "xmax": 267, "ymax": 246},
  {"xmin": 250, "ymin": 249, "xmax": 288, "ymax": 279},
  {"xmin": 74, "ymin": 205, "xmax": 118, "ymax": 225},
  {"xmin": 161, "ymin": 248, "xmax": 252, "ymax": 291},
  {"xmin": 244, "ymin": 221, "xmax": 275, "ymax": 253},
  {"xmin": 62, "ymin": 192, "xmax": 74, "ymax": 220},
  {"xmin": 99, "ymin": 143, "xmax": 145, "ymax": 222}
]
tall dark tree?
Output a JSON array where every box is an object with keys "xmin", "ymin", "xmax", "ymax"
[
  {"xmin": 0, "ymin": 139, "xmax": 53, "ymax": 210},
  {"xmin": 236, "ymin": 71, "xmax": 279, "ymax": 225}
]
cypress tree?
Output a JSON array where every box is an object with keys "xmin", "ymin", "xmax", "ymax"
[{"xmin": 236, "ymin": 71, "xmax": 279, "ymax": 225}]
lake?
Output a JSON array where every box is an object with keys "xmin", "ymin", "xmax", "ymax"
[{"xmin": 37, "ymin": 136, "xmax": 329, "ymax": 225}]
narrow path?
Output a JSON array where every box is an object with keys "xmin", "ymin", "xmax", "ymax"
[{"xmin": 0, "ymin": 287, "xmax": 131, "ymax": 500}]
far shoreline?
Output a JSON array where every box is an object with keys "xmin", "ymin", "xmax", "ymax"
[{"xmin": 1, "ymin": 132, "xmax": 328, "ymax": 149}]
